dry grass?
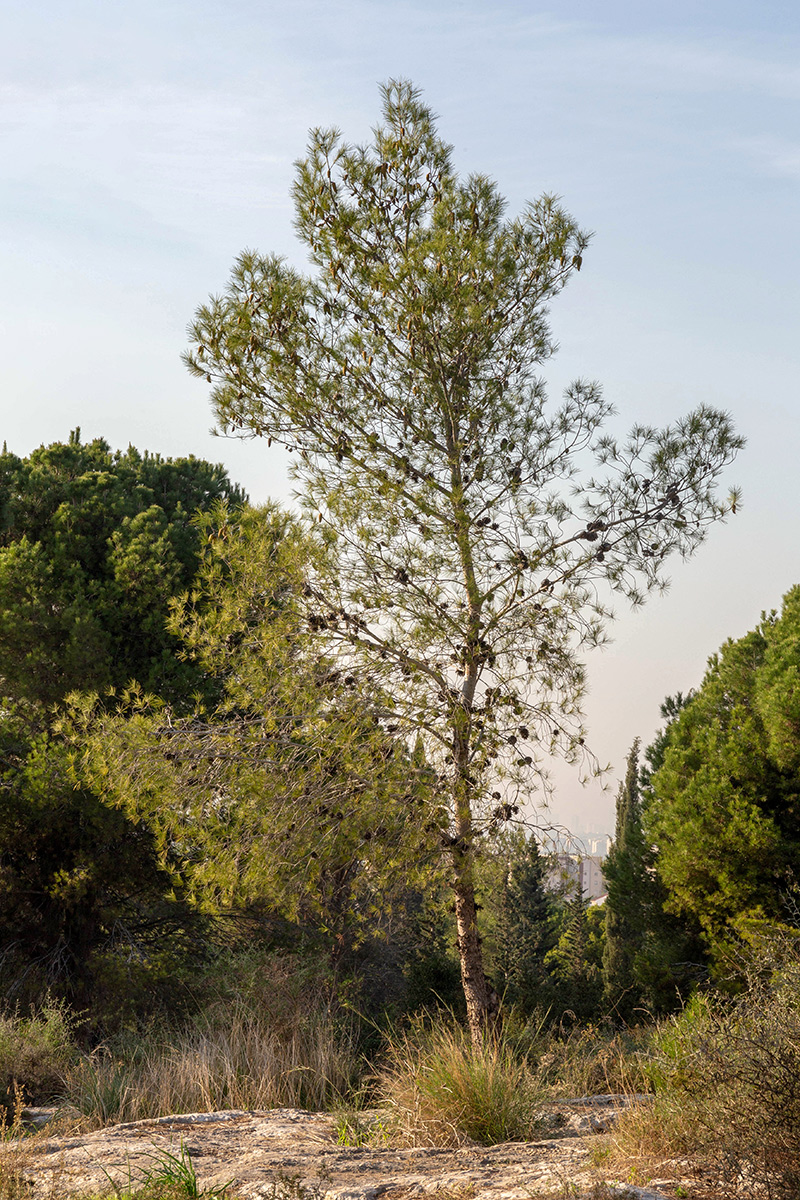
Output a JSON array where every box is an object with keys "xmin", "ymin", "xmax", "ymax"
[
  {"xmin": 528, "ymin": 1022, "xmax": 652, "ymax": 1100},
  {"xmin": 374, "ymin": 1019, "xmax": 544, "ymax": 1147},
  {"xmin": 61, "ymin": 1001, "xmax": 359, "ymax": 1128}
]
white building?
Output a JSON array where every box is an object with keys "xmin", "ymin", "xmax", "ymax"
[{"xmin": 545, "ymin": 851, "xmax": 608, "ymax": 902}]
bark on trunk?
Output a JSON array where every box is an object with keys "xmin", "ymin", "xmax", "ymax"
[
  {"xmin": 445, "ymin": 413, "xmax": 499, "ymax": 1044},
  {"xmin": 452, "ymin": 853, "xmax": 498, "ymax": 1045}
]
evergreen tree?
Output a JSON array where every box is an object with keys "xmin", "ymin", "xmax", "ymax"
[
  {"xmin": 603, "ymin": 739, "xmax": 646, "ymax": 1015},
  {"xmin": 0, "ymin": 700, "xmax": 206, "ymax": 1020},
  {"xmin": 73, "ymin": 503, "xmax": 439, "ymax": 963},
  {"xmin": 602, "ymin": 723, "xmax": 708, "ymax": 1018},
  {"xmin": 645, "ymin": 590, "xmax": 800, "ymax": 973},
  {"xmin": 546, "ymin": 887, "xmax": 603, "ymax": 1019},
  {"xmin": 493, "ymin": 833, "xmax": 558, "ymax": 1014},
  {"xmin": 0, "ymin": 433, "xmax": 245, "ymax": 1018},
  {"xmin": 186, "ymin": 80, "xmax": 742, "ymax": 1036},
  {"xmin": 0, "ymin": 431, "xmax": 245, "ymax": 706}
]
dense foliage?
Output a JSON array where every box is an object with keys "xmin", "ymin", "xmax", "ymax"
[
  {"xmin": 0, "ymin": 700, "xmax": 207, "ymax": 1020},
  {"xmin": 0, "ymin": 429, "xmax": 245, "ymax": 705},
  {"xmin": 645, "ymin": 586, "xmax": 800, "ymax": 970},
  {"xmin": 0, "ymin": 434, "xmax": 244, "ymax": 1019},
  {"xmin": 73, "ymin": 502, "xmax": 442, "ymax": 966}
]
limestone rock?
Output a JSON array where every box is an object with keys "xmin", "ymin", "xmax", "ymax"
[{"xmin": 8, "ymin": 1101, "xmax": 680, "ymax": 1199}]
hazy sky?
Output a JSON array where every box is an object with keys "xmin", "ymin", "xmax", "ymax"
[{"xmin": 2, "ymin": 1, "xmax": 798, "ymax": 832}]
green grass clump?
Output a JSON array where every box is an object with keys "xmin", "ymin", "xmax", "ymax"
[
  {"xmin": 375, "ymin": 1019, "xmax": 543, "ymax": 1147},
  {"xmin": 97, "ymin": 1141, "xmax": 234, "ymax": 1199}
]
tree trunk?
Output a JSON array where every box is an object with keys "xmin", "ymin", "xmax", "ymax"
[{"xmin": 451, "ymin": 847, "xmax": 498, "ymax": 1045}]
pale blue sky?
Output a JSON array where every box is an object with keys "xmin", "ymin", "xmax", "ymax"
[{"xmin": 2, "ymin": 1, "xmax": 798, "ymax": 831}]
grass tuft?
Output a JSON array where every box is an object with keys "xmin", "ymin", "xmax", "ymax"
[{"xmin": 375, "ymin": 1019, "xmax": 543, "ymax": 1147}]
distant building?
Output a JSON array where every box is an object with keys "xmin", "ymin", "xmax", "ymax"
[
  {"xmin": 545, "ymin": 850, "xmax": 608, "ymax": 902},
  {"xmin": 586, "ymin": 834, "xmax": 612, "ymax": 858}
]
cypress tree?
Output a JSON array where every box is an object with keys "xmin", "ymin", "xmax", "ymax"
[
  {"xmin": 494, "ymin": 834, "xmax": 557, "ymax": 1014},
  {"xmin": 603, "ymin": 739, "xmax": 646, "ymax": 1016}
]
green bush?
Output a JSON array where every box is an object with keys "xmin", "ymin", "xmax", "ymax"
[
  {"xmin": 0, "ymin": 1000, "xmax": 77, "ymax": 1113},
  {"xmin": 615, "ymin": 946, "xmax": 800, "ymax": 1197}
]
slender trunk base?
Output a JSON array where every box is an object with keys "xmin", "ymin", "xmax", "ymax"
[{"xmin": 453, "ymin": 876, "xmax": 499, "ymax": 1046}]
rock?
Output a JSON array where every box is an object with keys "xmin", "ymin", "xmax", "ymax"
[
  {"xmin": 5, "ymin": 1101, "xmax": 684, "ymax": 1199},
  {"xmin": 19, "ymin": 1106, "xmax": 59, "ymax": 1131}
]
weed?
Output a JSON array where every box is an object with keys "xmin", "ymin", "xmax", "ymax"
[
  {"xmin": 332, "ymin": 1109, "xmax": 390, "ymax": 1147},
  {"xmin": 99, "ymin": 1140, "xmax": 235, "ymax": 1199},
  {"xmin": 0, "ymin": 999, "xmax": 77, "ymax": 1116},
  {"xmin": 526, "ymin": 1184, "xmax": 638, "ymax": 1200},
  {"xmin": 612, "ymin": 946, "xmax": 800, "ymax": 1197},
  {"xmin": 0, "ymin": 1087, "xmax": 32, "ymax": 1200},
  {"xmin": 425, "ymin": 1187, "xmax": 475, "ymax": 1200},
  {"xmin": 526, "ymin": 1021, "xmax": 652, "ymax": 1100},
  {"xmin": 261, "ymin": 1169, "xmax": 330, "ymax": 1200}
]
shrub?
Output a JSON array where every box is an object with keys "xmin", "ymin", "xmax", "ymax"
[
  {"xmin": 375, "ymin": 1018, "xmax": 543, "ymax": 1146},
  {"xmin": 614, "ymin": 951, "xmax": 800, "ymax": 1197},
  {"xmin": 0, "ymin": 1000, "xmax": 77, "ymax": 1114}
]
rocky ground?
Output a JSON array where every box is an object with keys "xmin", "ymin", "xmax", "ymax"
[{"xmin": 9, "ymin": 1098, "xmax": 696, "ymax": 1200}]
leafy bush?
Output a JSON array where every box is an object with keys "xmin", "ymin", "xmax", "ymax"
[
  {"xmin": 375, "ymin": 1019, "xmax": 543, "ymax": 1146},
  {"xmin": 0, "ymin": 1000, "xmax": 77, "ymax": 1114},
  {"xmin": 614, "ymin": 946, "xmax": 800, "ymax": 1197}
]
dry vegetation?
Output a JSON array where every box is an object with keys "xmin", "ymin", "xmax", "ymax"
[{"xmin": 3, "ymin": 946, "xmax": 800, "ymax": 1199}]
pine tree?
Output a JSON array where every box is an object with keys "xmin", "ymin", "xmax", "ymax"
[
  {"xmin": 186, "ymin": 80, "xmax": 742, "ymax": 1038},
  {"xmin": 546, "ymin": 886, "xmax": 603, "ymax": 1018}
]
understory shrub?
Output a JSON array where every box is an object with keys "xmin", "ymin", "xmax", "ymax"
[
  {"xmin": 614, "ymin": 946, "xmax": 800, "ymax": 1197},
  {"xmin": 0, "ymin": 1000, "xmax": 77, "ymax": 1115}
]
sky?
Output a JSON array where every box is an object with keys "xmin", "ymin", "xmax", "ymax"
[{"xmin": 2, "ymin": 0, "xmax": 798, "ymax": 833}]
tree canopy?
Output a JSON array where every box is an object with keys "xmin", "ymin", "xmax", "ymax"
[
  {"xmin": 72, "ymin": 503, "xmax": 438, "ymax": 960},
  {"xmin": 0, "ymin": 430, "xmax": 246, "ymax": 706},
  {"xmin": 646, "ymin": 586, "xmax": 800, "ymax": 969},
  {"xmin": 185, "ymin": 80, "xmax": 743, "ymax": 1036},
  {"xmin": 0, "ymin": 432, "xmax": 245, "ymax": 1019}
]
